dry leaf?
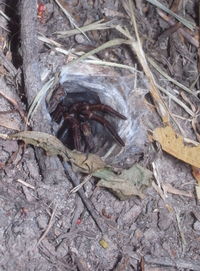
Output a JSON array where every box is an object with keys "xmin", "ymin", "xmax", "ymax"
[
  {"xmin": 192, "ymin": 167, "xmax": 200, "ymax": 183},
  {"xmin": 153, "ymin": 126, "xmax": 200, "ymax": 168},
  {"xmin": 196, "ymin": 186, "xmax": 200, "ymax": 200},
  {"xmin": 192, "ymin": 116, "xmax": 200, "ymax": 142},
  {"xmin": 5, "ymin": 131, "xmax": 105, "ymax": 174},
  {"xmin": 96, "ymin": 164, "xmax": 152, "ymax": 200},
  {"xmin": 192, "ymin": 166, "xmax": 200, "ymax": 199},
  {"xmin": 163, "ymin": 183, "xmax": 193, "ymax": 198},
  {"xmin": 0, "ymin": 131, "xmax": 153, "ymax": 201}
]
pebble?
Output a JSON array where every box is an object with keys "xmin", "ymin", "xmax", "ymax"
[
  {"xmin": 193, "ymin": 220, "xmax": 200, "ymax": 231},
  {"xmin": 75, "ymin": 34, "xmax": 89, "ymax": 45}
]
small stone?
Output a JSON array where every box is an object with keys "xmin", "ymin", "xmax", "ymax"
[
  {"xmin": 158, "ymin": 210, "xmax": 173, "ymax": 231},
  {"xmin": 193, "ymin": 220, "xmax": 200, "ymax": 231},
  {"xmin": 99, "ymin": 239, "xmax": 109, "ymax": 249},
  {"xmin": 75, "ymin": 34, "xmax": 89, "ymax": 45},
  {"xmin": 37, "ymin": 213, "xmax": 48, "ymax": 229}
]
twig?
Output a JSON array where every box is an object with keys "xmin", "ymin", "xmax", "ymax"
[
  {"xmin": 21, "ymin": 0, "xmax": 65, "ymax": 186},
  {"xmin": 21, "ymin": 0, "xmax": 42, "ymax": 105},
  {"xmin": 37, "ymin": 204, "xmax": 58, "ymax": 246},
  {"xmin": 144, "ymin": 255, "xmax": 200, "ymax": 270},
  {"xmin": 70, "ymin": 174, "xmax": 92, "ymax": 193},
  {"xmin": 157, "ymin": 84, "xmax": 195, "ymax": 117},
  {"xmin": 0, "ymin": 89, "xmax": 27, "ymax": 122},
  {"xmin": 0, "ymin": 49, "xmax": 18, "ymax": 78},
  {"xmin": 63, "ymin": 162, "xmax": 106, "ymax": 233},
  {"xmin": 0, "ymin": 9, "xmax": 10, "ymax": 22},
  {"xmin": 27, "ymin": 76, "xmax": 56, "ymax": 123},
  {"xmin": 116, "ymin": 17, "xmax": 170, "ymax": 123},
  {"xmin": 16, "ymin": 179, "xmax": 35, "ymax": 190},
  {"xmin": 21, "ymin": 1, "xmax": 54, "ymax": 127},
  {"xmin": 54, "ymin": 0, "xmax": 90, "ymax": 41},
  {"xmin": 146, "ymin": 0, "xmax": 195, "ymax": 30},
  {"xmin": 157, "ymin": 9, "xmax": 199, "ymax": 48},
  {"xmin": 38, "ymin": 34, "xmax": 62, "ymax": 48},
  {"xmin": 84, "ymin": 59, "xmax": 137, "ymax": 72},
  {"xmin": 68, "ymin": 38, "xmax": 131, "ymax": 66},
  {"xmin": 174, "ymin": 207, "xmax": 187, "ymax": 255},
  {"xmin": 54, "ymin": 19, "xmax": 112, "ymax": 36},
  {"xmin": 148, "ymin": 57, "xmax": 198, "ymax": 97}
]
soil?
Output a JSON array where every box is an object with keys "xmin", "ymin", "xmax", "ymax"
[{"xmin": 0, "ymin": 0, "xmax": 200, "ymax": 270}]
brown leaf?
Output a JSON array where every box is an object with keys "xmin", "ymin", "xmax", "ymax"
[
  {"xmin": 96, "ymin": 164, "xmax": 152, "ymax": 200},
  {"xmin": 153, "ymin": 126, "xmax": 200, "ymax": 168},
  {"xmin": 7, "ymin": 131, "xmax": 105, "ymax": 174},
  {"xmin": 192, "ymin": 167, "xmax": 200, "ymax": 184}
]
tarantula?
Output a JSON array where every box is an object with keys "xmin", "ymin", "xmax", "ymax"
[{"xmin": 51, "ymin": 92, "xmax": 127, "ymax": 152}]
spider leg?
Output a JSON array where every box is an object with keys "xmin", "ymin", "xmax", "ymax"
[
  {"xmin": 80, "ymin": 121, "xmax": 94, "ymax": 151},
  {"xmin": 80, "ymin": 104, "xmax": 127, "ymax": 120},
  {"xmin": 69, "ymin": 102, "xmax": 87, "ymax": 114},
  {"xmin": 62, "ymin": 114, "xmax": 82, "ymax": 151},
  {"xmin": 81, "ymin": 110, "xmax": 125, "ymax": 146},
  {"xmin": 51, "ymin": 103, "xmax": 65, "ymax": 123},
  {"xmin": 69, "ymin": 102, "xmax": 127, "ymax": 120}
]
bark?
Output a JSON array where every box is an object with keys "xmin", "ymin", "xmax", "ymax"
[{"xmin": 21, "ymin": 0, "xmax": 64, "ymax": 183}]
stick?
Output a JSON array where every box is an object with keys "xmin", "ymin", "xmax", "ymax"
[
  {"xmin": 37, "ymin": 204, "xmax": 58, "ymax": 246},
  {"xmin": 63, "ymin": 162, "xmax": 106, "ymax": 233},
  {"xmin": 144, "ymin": 256, "xmax": 200, "ymax": 270}
]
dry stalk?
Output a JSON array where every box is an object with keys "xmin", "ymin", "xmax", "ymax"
[{"xmin": 37, "ymin": 204, "xmax": 58, "ymax": 246}]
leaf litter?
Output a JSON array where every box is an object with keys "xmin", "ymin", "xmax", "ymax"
[{"xmin": 1, "ymin": 0, "xmax": 200, "ymax": 269}]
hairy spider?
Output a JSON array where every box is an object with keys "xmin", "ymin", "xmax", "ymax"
[{"xmin": 51, "ymin": 93, "xmax": 127, "ymax": 152}]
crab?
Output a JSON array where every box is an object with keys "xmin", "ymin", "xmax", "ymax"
[{"xmin": 50, "ymin": 91, "xmax": 127, "ymax": 152}]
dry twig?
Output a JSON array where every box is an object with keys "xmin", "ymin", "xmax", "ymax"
[
  {"xmin": 63, "ymin": 162, "xmax": 107, "ymax": 233},
  {"xmin": 37, "ymin": 204, "xmax": 58, "ymax": 246},
  {"xmin": 144, "ymin": 255, "xmax": 200, "ymax": 270}
]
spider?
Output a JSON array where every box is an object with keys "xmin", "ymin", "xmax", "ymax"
[{"xmin": 51, "ymin": 92, "xmax": 127, "ymax": 152}]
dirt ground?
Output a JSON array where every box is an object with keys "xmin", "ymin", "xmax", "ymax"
[{"xmin": 0, "ymin": 0, "xmax": 200, "ymax": 270}]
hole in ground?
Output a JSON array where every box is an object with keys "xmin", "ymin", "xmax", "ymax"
[
  {"xmin": 49, "ymin": 87, "xmax": 125, "ymax": 154},
  {"xmin": 5, "ymin": 0, "xmax": 22, "ymax": 68}
]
